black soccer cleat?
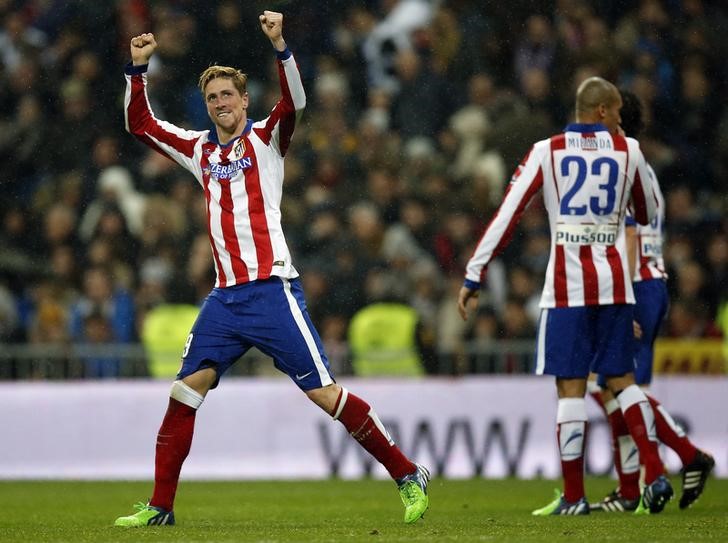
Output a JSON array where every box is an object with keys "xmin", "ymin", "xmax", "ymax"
[
  {"xmin": 679, "ymin": 449, "xmax": 715, "ymax": 509},
  {"xmin": 589, "ymin": 488, "xmax": 639, "ymax": 512}
]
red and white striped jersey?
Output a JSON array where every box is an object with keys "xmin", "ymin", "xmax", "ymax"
[
  {"xmin": 629, "ymin": 164, "xmax": 667, "ymax": 282},
  {"xmin": 465, "ymin": 124, "xmax": 657, "ymax": 308},
  {"xmin": 124, "ymin": 49, "xmax": 305, "ymax": 288}
]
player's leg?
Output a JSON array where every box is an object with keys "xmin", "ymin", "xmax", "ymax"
[
  {"xmin": 644, "ymin": 389, "xmax": 715, "ymax": 509},
  {"xmin": 531, "ymin": 307, "xmax": 590, "ymax": 516},
  {"xmin": 307, "ymin": 383, "xmax": 429, "ymax": 523},
  {"xmin": 605, "ymin": 373, "xmax": 674, "ymax": 514},
  {"xmin": 644, "ymin": 392, "xmax": 696, "ymax": 467},
  {"xmin": 587, "ymin": 372, "xmax": 640, "ymax": 511},
  {"xmin": 115, "ymin": 293, "xmax": 247, "ymax": 527},
  {"xmin": 633, "ymin": 279, "xmax": 714, "ymax": 508},
  {"xmin": 589, "ymin": 385, "xmax": 641, "ymax": 512},
  {"xmin": 634, "ymin": 279, "xmax": 698, "ymax": 461},
  {"xmin": 597, "ymin": 304, "xmax": 672, "ymax": 514},
  {"xmin": 147, "ymin": 369, "xmax": 215, "ymax": 512},
  {"xmin": 306, "ymin": 384, "xmax": 417, "ymax": 480},
  {"xmin": 254, "ymin": 277, "xmax": 428, "ymax": 523},
  {"xmin": 596, "ymin": 304, "xmax": 663, "ymax": 484}
]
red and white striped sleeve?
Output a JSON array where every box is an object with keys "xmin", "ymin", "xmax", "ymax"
[
  {"xmin": 464, "ymin": 143, "xmax": 546, "ymax": 287},
  {"xmin": 627, "ymin": 139, "xmax": 657, "ymax": 226},
  {"xmin": 124, "ymin": 63, "xmax": 204, "ymax": 178},
  {"xmin": 252, "ymin": 48, "xmax": 306, "ymax": 157}
]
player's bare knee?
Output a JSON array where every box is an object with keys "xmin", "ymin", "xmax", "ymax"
[
  {"xmin": 605, "ymin": 373, "xmax": 634, "ymax": 395},
  {"xmin": 170, "ymin": 380, "xmax": 205, "ymax": 409},
  {"xmin": 556, "ymin": 377, "xmax": 587, "ymax": 398},
  {"xmin": 180, "ymin": 367, "xmax": 217, "ymax": 397},
  {"xmin": 305, "ymin": 383, "xmax": 342, "ymax": 416}
]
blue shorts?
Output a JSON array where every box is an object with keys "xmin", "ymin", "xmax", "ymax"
[
  {"xmin": 632, "ymin": 279, "xmax": 668, "ymax": 385},
  {"xmin": 535, "ymin": 304, "xmax": 634, "ymax": 379},
  {"xmin": 178, "ymin": 277, "xmax": 334, "ymax": 391}
]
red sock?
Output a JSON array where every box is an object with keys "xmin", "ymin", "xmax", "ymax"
[
  {"xmin": 556, "ymin": 398, "xmax": 587, "ymax": 503},
  {"xmin": 617, "ymin": 385, "xmax": 663, "ymax": 484},
  {"xmin": 646, "ymin": 393, "xmax": 697, "ymax": 466},
  {"xmin": 604, "ymin": 399, "xmax": 640, "ymax": 500},
  {"xmin": 334, "ymin": 388, "xmax": 415, "ymax": 479},
  {"xmin": 149, "ymin": 398, "xmax": 197, "ymax": 511}
]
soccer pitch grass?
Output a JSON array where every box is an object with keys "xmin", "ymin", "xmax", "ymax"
[{"xmin": 1, "ymin": 478, "xmax": 726, "ymax": 542}]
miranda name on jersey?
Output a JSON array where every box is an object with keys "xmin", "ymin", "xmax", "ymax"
[{"xmin": 567, "ymin": 136, "xmax": 613, "ymax": 151}]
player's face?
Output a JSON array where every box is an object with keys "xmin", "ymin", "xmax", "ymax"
[
  {"xmin": 205, "ymin": 77, "xmax": 248, "ymax": 135},
  {"xmin": 602, "ymin": 94, "xmax": 623, "ymax": 135}
]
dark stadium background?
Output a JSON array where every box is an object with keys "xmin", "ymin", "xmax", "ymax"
[{"xmin": 0, "ymin": 0, "xmax": 725, "ymax": 378}]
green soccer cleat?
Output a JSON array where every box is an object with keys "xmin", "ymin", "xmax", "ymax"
[
  {"xmin": 114, "ymin": 502, "xmax": 175, "ymax": 527},
  {"xmin": 396, "ymin": 463, "xmax": 430, "ymax": 523},
  {"xmin": 532, "ymin": 489, "xmax": 589, "ymax": 516}
]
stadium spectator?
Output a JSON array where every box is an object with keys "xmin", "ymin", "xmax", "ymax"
[
  {"xmin": 0, "ymin": 281, "xmax": 19, "ymax": 342},
  {"xmin": 0, "ymin": 205, "xmax": 36, "ymax": 274},
  {"xmin": 41, "ymin": 202, "xmax": 81, "ymax": 258},
  {"xmin": 113, "ymin": 12, "xmax": 429, "ymax": 528},
  {"xmin": 705, "ymin": 233, "xmax": 728, "ymax": 309},
  {"xmin": 361, "ymin": 0, "xmax": 433, "ymax": 93},
  {"xmin": 80, "ymin": 309, "xmax": 121, "ymax": 378},
  {"xmin": 48, "ymin": 244, "xmax": 79, "ymax": 301},
  {"xmin": 390, "ymin": 47, "xmax": 450, "ymax": 142},
  {"xmin": 458, "ymin": 77, "xmax": 673, "ymax": 515},
  {"xmin": 0, "ymin": 94, "xmax": 45, "ymax": 201},
  {"xmin": 514, "ymin": 14, "xmax": 556, "ymax": 89},
  {"xmin": 79, "ymin": 166, "xmax": 147, "ymax": 241},
  {"xmin": 446, "ymin": 72, "xmax": 496, "ymax": 182},
  {"xmin": 178, "ymin": 232, "xmax": 216, "ymax": 305},
  {"xmin": 25, "ymin": 282, "xmax": 70, "ymax": 378},
  {"xmin": 68, "ymin": 266, "xmax": 135, "ymax": 347},
  {"xmin": 666, "ymin": 300, "xmax": 721, "ymax": 339},
  {"xmin": 0, "ymin": 11, "xmax": 47, "ymax": 71},
  {"xmin": 467, "ymin": 305, "xmax": 499, "ymax": 373}
]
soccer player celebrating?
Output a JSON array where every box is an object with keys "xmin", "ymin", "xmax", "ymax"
[
  {"xmin": 458, "ymin": 77, "xmax": 673, "ymax": 515},
  {"xmin": 588, "ymin": 90, "xmax": 714, "ymax": 513},
  {"xmin": 114, "ymin": 11, "xmax": 429, "ymax": 527}
]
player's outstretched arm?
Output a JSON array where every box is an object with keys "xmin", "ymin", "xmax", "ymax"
[
  {"xmin": 130, "ymin": 33, "xmax": 157, "ymax": 66},
  {"xmin": 259, "ymin": 10, "xmax": 286, "ymax": 52}
]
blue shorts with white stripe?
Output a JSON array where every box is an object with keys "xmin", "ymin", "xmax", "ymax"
[{"xmin": 178, "ymin": 277, "xmax": 334, "ymax": 391}]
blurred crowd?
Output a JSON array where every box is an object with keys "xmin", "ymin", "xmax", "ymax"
[{"xmin": 0, "ymin": 0, "xmax": 726, "ymax": 377}]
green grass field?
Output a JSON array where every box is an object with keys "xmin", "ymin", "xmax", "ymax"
[{"xmin": 1, "ymin": 478, "xmax": 725, "ymax": 542}]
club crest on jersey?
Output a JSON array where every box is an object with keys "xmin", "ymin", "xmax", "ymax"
[{"xmin": 233, "ymin": 139, "xmax": 246, "ymax": 160}]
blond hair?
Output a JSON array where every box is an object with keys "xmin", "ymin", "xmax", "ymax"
[{"xmin": 198, "ymin": 65, "xmax": 248, "ymax": 97}]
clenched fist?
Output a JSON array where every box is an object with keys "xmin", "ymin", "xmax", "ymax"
[
  {"xmin": 130, "ymin": 33, "xmax": 157, "ymax": 66},
  {"xmin": 259, "ymin": 11, "xmax": 286, "ymax": 51}
]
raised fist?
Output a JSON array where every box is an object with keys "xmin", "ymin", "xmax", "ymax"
[
  {"xmin": 130, "ymin": 33, "xmax": 157, "ymax": 66},
  {"xmin": 259, "ymin": 11, "xmax": 284, "ymax": 44}
]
